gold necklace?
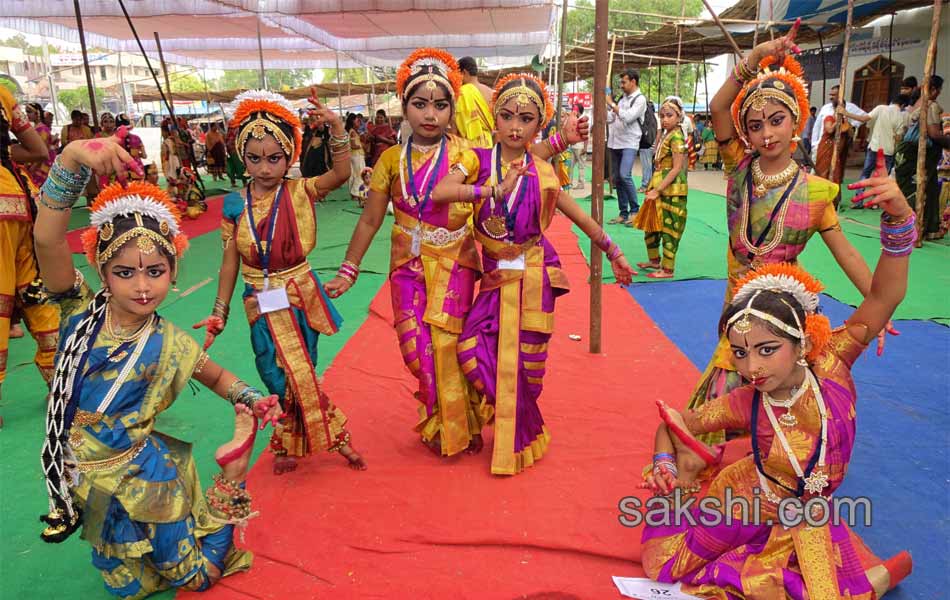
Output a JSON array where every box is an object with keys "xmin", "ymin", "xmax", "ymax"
[
  {"xmin": 751, "ymin": 158, "xmax": 798, "ymax": 198},
  {"xmin": 105, "ymin": 304, "xmax": 154, "ymax": 360}
]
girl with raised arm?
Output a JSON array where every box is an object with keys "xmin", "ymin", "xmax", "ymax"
[
  {"xmin": 32, "ymin": 133, "xmax": 280, "ymax": 596},
  {"xmin": 194, "ymin": 90, "xmax": 365, "ymax": 475},
  {"xmin": 431, "ymin": 73, "xmax": 635, "ymax": 475},
  {"xmin": 639, "ymin": 151, "xmax": 914, "ymax": 598}
]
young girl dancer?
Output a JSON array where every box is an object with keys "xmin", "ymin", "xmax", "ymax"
[
  {"xmin": 432, "ymin": 73, "xmax": 635, "ymax": 475},
  {"xmin": 195, "ymin": 89, "xmax": 365, "ymax": 474},
  {"xmin": 33, "ymin": 133, "xmax": 280, "ymax": 596},
  {"xmin": 325, "ymin": 50, "xmax": 588, "ymax": 459},
  {"xmin": 690, "ymin": 25, "xmax": 892, "ymax": 444},
  {"xmin": 639, "ymin": 152, "xmax": 914, "ymax": 598},
  {"xmin": 633, "ymin": 96, "xmax": 689, "ymax": 279}
]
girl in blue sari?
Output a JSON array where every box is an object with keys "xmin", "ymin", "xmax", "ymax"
[{"xmin": 33, "ymin": 132, "xmax": 280, "ymax": 598}]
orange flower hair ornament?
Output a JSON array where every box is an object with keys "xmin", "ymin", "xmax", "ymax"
[
  {"xmin": 396, "ymin": 48, "xmax": 463, "ymax": 100},
  {"xmin": 230, "ymin": 89, "xmax": 303, "ymax": 166},
  {"xmin": 81, "ymin": 181, "xmax": 188, "ymax": 273},
  {"xmin": 731, "ymin": 55, "xmax": 810, "ymax": 151},
  {"xmin": 492, "ymin": 73, "xmax": 554, "ymax": 124},
  {"xmin": 726, "ymin": 263, "xmax": 831, "ymax": 361}
]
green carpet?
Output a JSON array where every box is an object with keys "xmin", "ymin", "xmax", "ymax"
[
  {"xmin": 0, "ymin": 188, "xmax": 392, "ymax": 599},
  {"xmin": 573, "ymin": 178, "xmax": 950, "ymax": 325}
]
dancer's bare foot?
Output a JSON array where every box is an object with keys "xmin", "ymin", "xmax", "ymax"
[
  {"xmin": 421, "ymin": 436, "xmax": 442, "ymax": 457},
  {"xmin": 216, "ymin": 409, "xmax": 256, "ymax": 481},
  {"xmin": 464, "ymin": 434, "xmax": 484, "ymax": 455},
  {"xmin": 657, "ymin": 402, "xmax": 712, "ymax": 490},
  {"xmin": 637, "ymin": 261, "xmax": 661, "ymax": 270},
  {"xmin": 273, "ymin": 455, "xmax": 298, "ymax": 475},
  {"xmin": 340, "ymin": 443, "xmax": 367, "ymax": 470}
]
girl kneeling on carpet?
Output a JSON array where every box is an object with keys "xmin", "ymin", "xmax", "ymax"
[
  {"xmin": 325, "ymin": 49, "xmax": 588, "ymax": 459},
  {"xmin": 639, "ymin": 151, "xmax": 913, "ymax": 599},
  {"xmin": 195, "ymin": 90, "xmax": 367, "ymax": 475},
  {"xmin": 632, "ymin": 95, "xmax": 689, "ymax": 279},
  {"xmin": 686, "ymin": 24, "xmax": 895, "ymax": 446},
  {"xmin": 431, "ymin": 73, "xmax": 636, "ymax": 475},
  {"xmin": 33, "ymin": 134, "xmax": 281, "ymax": 597}
]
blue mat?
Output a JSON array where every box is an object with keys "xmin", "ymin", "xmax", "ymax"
[{"xmin": 626, "ymin": 278, "xmax": 950, "ymax": 599}]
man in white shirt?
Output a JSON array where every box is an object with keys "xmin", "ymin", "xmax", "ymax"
[
  {"xmin": 859, "ymin": 95, "xmax": 907, "ymax": 179},
  {"xmin": 606, "ymin": 69, "xmax": 647, "ymax": 224},
  {"xmin": 810, "ymin": 85, "xmax": 869, "ymax": 163}
]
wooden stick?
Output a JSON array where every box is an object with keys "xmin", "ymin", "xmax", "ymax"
[
  {"xmin": 73, "ymin": 0, "xmax": 99, "ymax": 127},
  {"xmin": 605, "ymin": 35, "xmax": 618, "ymax": 91},
  {"xmin": 153, "ymin": 32, "xmax": 175, "ymax": 122},
  {"xmin": 699, "ymin": 0, "xmax": 743, "ymax": 57},
  {"xmin": 675, "ymin": 0, "xmax": 686, "ymax": 95},
  {"xmin": 914, "ymin": 0, "xmax": 942, "ymax": 244},
  {"xmin": 590, "ymin": 0, "xmax": 609, "ymax": 355},
  {"xmin": 828, "ymin": 0, "xmax": 855, "ymax": 188}
]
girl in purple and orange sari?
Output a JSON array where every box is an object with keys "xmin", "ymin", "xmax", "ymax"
[
  {"xmin": 196, "ymin": 89, "xmax": 366, "ymax": 475},
  {"xmin": 325, "ymin": 50, "xmax": 587, "ymax": 459},
  {"xmin": 432, "ymin": 74, "xmax": 635, "ymax": 475},
  {"xmin": 688, "ymin": 27, "xmax": 894, "ymax": 445},
  {"xmin": 639, "ymin": 154, "xmax": 915, "ymax": 598}
]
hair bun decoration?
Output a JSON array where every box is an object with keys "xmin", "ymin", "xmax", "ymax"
[
  {"xmin": 230, "ymin": 89, "xmax": 303, "ymax": 165},
  {"xmin": 83, "ymin": 181, "xmax": 188, "ymax": 266},
  {"xmin": 396, "ymin": 48, "xmax": 463, "ymax": 100}
]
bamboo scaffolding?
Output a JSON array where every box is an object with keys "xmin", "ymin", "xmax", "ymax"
[{"xmin": 73, "ymin": 0, "xmax": 98, "ymax": 126}]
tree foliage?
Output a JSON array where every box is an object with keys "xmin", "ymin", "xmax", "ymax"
[
  {"xmin": 57, "ymin": 87, "xmax": 107, "ymax": 112},
  {"xmin": 170, "ymin": 73, "xmax": 207, "ymax": 93},
  {"xmin": 1, "ymin": 34, "xmax": 51, "ymax": 57},
  {"xmin": 214, "ymin": 69, "xmax": 314, "ymax": 91},
  {"xmin": 563, "ymin": 0, "xmax": 710, "ymax": 105}
]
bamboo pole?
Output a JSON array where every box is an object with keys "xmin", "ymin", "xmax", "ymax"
[
  {"xmin": 590, "ymin": 0, "xmax": 608, "ymax": 354},
  {"xmin": 914, "ymin": 0, "xmax": 942, "ymax": 244},
  {"xmin": 557, "ymin": 0, "xmax": 569, "ymax": 129},
  {"xmin": 675, "ymin": 0, "xmax": 686, "ymax": 96},
  {"xmin": 752, "ymin": 0, "xmax": 761, "ymax": 47},
  {"xmin": 256, "ymin": 10, "xmax": 266, "ymax": 89},
  {"xmin": 828, "ymin": 0, "xmax": 855, "ymax": 189},
  {"xmin": 817, "ymin": 29, "xmax": 827, "ymax": 103},
  {"xmin": 698, "ymin": 0, "xmax": 743, "ymax": 58},
  {"xmin": 606, "ymin": 36, "xmax": 618, "ymax": 94},
  {"xmin": 335, "ymin": 51, "xmax": 344, "ymax": 116},
  {"xmin": 73, "ymin": 0, "xmax": 99, "ymax": 127},
  {"xmin": 569, "ymin": 3, "xmax": 824, "ymax": 26},
  {"xmin": 570, "ymin": 45, "xmax": 693, "ymax": 63},
  {"xmin": 153, "ymin": 33, "xmax": 175, "ymax": 122},
  {"xmin": 117, "ymin": 0, "xmax": 175, "ymax": 119}
]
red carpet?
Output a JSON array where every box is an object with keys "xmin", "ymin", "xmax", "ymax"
[
  {"xmin": 182, "ymin": 215, "xmax": 702, "ymax": 599},
  {"xmin": 65, "ymin": 194, "xmax": 227, "ymax": 254}
]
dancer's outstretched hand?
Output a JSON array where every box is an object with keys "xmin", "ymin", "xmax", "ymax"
[
  {"xmin": 308, "ymin": 90, "xmax": 344, "ymax": 133},
  {"xmin": 252, "ymin": 394, "xmax": 281, "ymax": 430},
  {"xmin": 192, "ymin": 315, "xmax": 225, "ymax": 350},
  {"xmin": 639, "ymin": 462, "xmax": 678, "ymax": 496},
  {"xmin": 611, "ymin": 255, "xmax": 637, "ymax": 285},
  {"xmin": 848, "ymin": 149, "xmax": 912, "ymax": 218},
  {"xmin": 323, "ymin": 276, "xmax": 353, "ymax": 299},
  {"xmin": 60, "ymin": 129, "xmax": 143, "ymax": 186},
  {"xmin": 498, "ymin": 160, "xmax": 534, "ymax": 197},
  {"xmin": 747, "ymin": 17, "xmax": 801, "ymax": 67},
  {"xmin": 561, "ymin": 114, "xmax": 590, "ymax": 146}
]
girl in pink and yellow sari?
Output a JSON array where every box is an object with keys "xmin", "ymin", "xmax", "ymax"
[{"xmin": 432, "ymin": 74, "xmax": 635, "ymax": 475}]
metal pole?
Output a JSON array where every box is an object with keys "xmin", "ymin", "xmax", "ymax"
[
  {"xmin": 40, "ymin": 35, "xmax": 63, "ymax": 122},
  {"xmin": 256, "ymin": 11, "xmax": 266, "ymax": 89},
  {"xmin": 73, "ymin": 0, "xmax": 99, "ymax": 127},
  {"xmin": 335, "ymin": 51, "xmax": 344, "ymax": 116},
  {"xmin": 828, "ymin": 0, "xmax": 855, "ymax": 185},
  {"xmin": 817, "ymin": 29, "xmax": 827, "ymax": 104},
  {"xmin": 914, "ymin": 0, "xmax": 943, "ymax": 244},
  {"xmin": 117, "ymin": 0, "xmax": 175, "ymax": 117},
  {"xmin": 117, "ymin": 51, "xmax": 129, "ymax": 116},
  {"xmin": 557, "ymin": 0, "xmax": 569, "ymax": 129},
  {"xmin": 589, "ymin": 0, "xmax": 608, "ymax": 354}
]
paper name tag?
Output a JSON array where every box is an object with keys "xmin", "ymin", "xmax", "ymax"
[
  {"xmin": 497, "ymin": 253, "xmax": 526, "ymax": 271},
  {"xmin": 257, "ymin": 286, "xmax": 290, "ymax": 314},
  {"xmin": 611, "ymin": 577, "xmax": 701, "ymax": 600},
  {"xmin": 410, "ymin": 228, "xmax": 422, "ymax": 257}
]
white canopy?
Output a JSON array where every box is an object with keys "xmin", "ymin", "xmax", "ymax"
[{"xmin": 0, "ymin": 0, "xmax": 555, "ymax": 69}]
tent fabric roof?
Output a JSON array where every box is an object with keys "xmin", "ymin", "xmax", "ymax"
[
  {"xmin": 0, "ymin": 0, "xmax": 555, "ymax": 69},
  {"xmin": 481, "ymin": 0, "xmax": 936, "ymax": 82},
  {"xmin": 132, "ymin": 81, "xmax": 398, "ymax": 103}
]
